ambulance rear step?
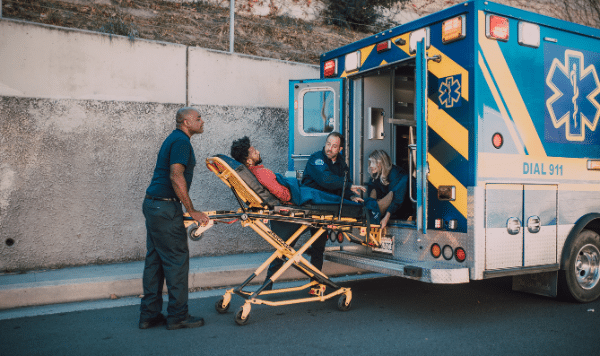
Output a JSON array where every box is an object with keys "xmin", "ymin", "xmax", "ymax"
[{"xmin": 324, "ymin": 249, "xmax": 469, "ymax": 284}]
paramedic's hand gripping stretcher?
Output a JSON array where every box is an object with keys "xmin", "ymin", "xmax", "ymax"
[{"xmin": 183, "ymin": 156, "xmax": 384, "ymax": 325}]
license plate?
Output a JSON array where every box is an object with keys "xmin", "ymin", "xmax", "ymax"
[{"xmin": 373, "ymin": 236, "xmax": 393, "ymax": 254}]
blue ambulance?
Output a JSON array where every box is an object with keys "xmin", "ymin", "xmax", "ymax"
[{"xmin": 287, "ymin": 0, "xmax": 600, "ymax": 302}]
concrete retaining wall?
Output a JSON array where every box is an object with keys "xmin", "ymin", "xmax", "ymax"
[{"xmin": 0, "ymin": 19, "xmax": 319, "ymax": 271}]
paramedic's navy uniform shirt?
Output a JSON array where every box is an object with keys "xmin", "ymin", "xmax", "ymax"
[
  {"xmin": 146, "ymin": 129, "xmax": 196, "ymax": 199},
  {"xmin": 301, "ymin": 149, "xmax": 353, "ymax": 200}
]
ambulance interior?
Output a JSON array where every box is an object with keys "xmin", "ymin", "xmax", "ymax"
[{"xmin": 352, "ymin": 60, "xmax": 417, "ymax": 224}]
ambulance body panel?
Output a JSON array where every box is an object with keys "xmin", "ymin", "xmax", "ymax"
[{"xmin": 288, "ymin": 0, "xmax": 600, "ymax": 301}]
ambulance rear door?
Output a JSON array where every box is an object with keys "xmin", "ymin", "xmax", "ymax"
[{"xmin": 288, "ymin": 79, "xmax": 344, "ymax": 178}]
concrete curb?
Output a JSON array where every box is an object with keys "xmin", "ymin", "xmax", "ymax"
[{"xmin": 0, "ymin": 252, "xmax": 366, "ymax": 310}]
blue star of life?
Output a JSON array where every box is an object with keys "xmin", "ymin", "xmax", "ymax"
[
  {"xmin": 438, "ymin": 75, "xmax": 462, "ymax": 109},
  {"xmin": 546, "ymin": 49, "xmax": 600, "ymax": 143}
]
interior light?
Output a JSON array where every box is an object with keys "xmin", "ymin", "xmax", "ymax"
[
  {"xmin": 431, "ymin": 243, "xmax": 441, "ymax": 258},
  {"xmin": 518, "ymin": 21, "xmax": 540, "ymax": 48},
  {"xmin": 442, "ymin": 15, "xmax": 466, "ymax": 43},
  {"xmin": 376, "ymin": 40, "xmax": 392, "ymax": 53},
  {"xmin": 409, "ymin": 27, "xmax": 431, "ymax": 54},
  {"xmin": 492, "ymin": 133, "xmax": 503, "ymax": 149},
  {"xmin": 486, "ymin": 14, "xmax": 509, "ymax": 41},
  {"xmin": 344, "ymin": 51, "xmax": 361, "ymax": 73},
  {"xmin": 324, "ymin": 59, "xmax": 337, "ymax": 77},
  {"xmin": 455, "ymin": 247, "xmax": 466, "ymax": 262}
]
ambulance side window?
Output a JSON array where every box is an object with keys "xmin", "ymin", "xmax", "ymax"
[{"xmin": 302, "ymin": 90, "xmax": 335, "ymax": 134}]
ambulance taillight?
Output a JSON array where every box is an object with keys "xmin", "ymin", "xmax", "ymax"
[
  {"xmin": 431, "ymin": 243, "xmax": 441, "ymax": 258},
  {"xmin": 486, "ymin": 14, "xmax": 509, "ymax": 41},
  {"xmin": 324, "ymin": 59, "xmax": 337, "ymax": 77},
  {"xmin": 455, "ymin": 248, "xmax": 466, "ymax": 263}
]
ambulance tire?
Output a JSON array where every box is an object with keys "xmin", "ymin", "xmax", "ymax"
[{"xmin": 558, "ymin": 229, "xmax": 600, "ymax": 303}]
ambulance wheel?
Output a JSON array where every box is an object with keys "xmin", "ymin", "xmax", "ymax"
[
  {"xmin": 558, "ymin": 229, "xmax": 600, "ymax": 303},
  {"xmin": 186, "ymin": 224, "xmax": 202, "ymax": 241},
  {"xmin": 235, "ymin": 309, "xmax": 249, "ymax": 326},
  {"xmin": 337, "ymin": 294, "xmax": 351, "ymax": 311},
  {"xmin": 215, "ymin": 297, "xmax": 229, "ymax": 314}
]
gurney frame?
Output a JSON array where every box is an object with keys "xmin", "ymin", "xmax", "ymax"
[{"xmin": 184, "ymin": 156, "xmax": 383, "ymax": 325}]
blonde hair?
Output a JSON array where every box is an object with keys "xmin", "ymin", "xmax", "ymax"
[{"xmin": 369, "ymin": 150, "xmax": 392, "ymax": 186}]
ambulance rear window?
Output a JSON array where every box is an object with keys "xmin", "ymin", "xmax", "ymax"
[{"xmin": 302, "ymin": 90, "xmax": 335, "ymax": 134}]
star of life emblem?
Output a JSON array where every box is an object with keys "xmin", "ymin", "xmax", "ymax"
[
  {"xmin": 438, "ymin": 75, "xmax": 462, "ymax": 108},
  {"xmin": 546, "ymin": 50, "xmax": 600, "ymax": 142}
]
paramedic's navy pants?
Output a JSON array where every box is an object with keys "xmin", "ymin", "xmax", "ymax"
[{"xmin": 140, "ymin": 198, "xmax": 189, "ymax": 323}]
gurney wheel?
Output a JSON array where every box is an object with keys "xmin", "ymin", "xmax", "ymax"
[
  {"xmin": 235, "ymin": 308, "xmax": 250, "ymax": 326},
  {"xmin": 186, "ymin": 223, "xmax": 202, "ymax": 241},
  {"xmin": 215, "ymin": 297, "xmax": 230, "ymax": 314},
  {"xmin": 337, "ymin": 294, "xmax": 352, "ymax": 312}
]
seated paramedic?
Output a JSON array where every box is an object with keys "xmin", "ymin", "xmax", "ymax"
[
  {"xmin": 230, "ymin": 136, "xmax": 300, "ymax": 290},
  {"xmin": 353, "ymin": 150, "xmax": 409, "ymax": 231},
  {"xmin": 301, "ymin": 132, "xmax": 366, "ymax": 285}
]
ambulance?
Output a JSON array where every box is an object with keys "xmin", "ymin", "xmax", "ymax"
[{"xmin": 287, "ymin": 0, "xmax": 600, "ymax": 302}]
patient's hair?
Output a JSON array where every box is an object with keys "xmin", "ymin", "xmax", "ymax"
[{"xmin": 231, "ymin": 136, "xmax": 251, "ymax": 164}]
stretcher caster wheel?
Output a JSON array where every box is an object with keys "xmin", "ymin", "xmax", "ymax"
[
  {"xmin": 235, "ymin": 307, "xmax": 250, "ymax": 326},
  {"xmin": 215, "ymin": 297, "xmax": 230, "ymax": 314},
  {"xmin": 187, "ymin": 220, "xmax": 214, "ymax": 241},
  {"xmin": 337, "ymin": 294, "xmax": 352, "ymax": 312}
]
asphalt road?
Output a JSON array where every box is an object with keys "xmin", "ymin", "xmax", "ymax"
[{"xmin": 2, "ymin": 276, "xmax": 599, "ymax": 356}]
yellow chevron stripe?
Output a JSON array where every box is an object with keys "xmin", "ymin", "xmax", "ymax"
[
  {"xmin": 428, "ymin": 98, "xmax": 469, "ymax": 160},
  {"xmin": 428, "ymin": 153, "xmax": 468, "ymax": 218},
  {"xmin": 395, "ymin": 33, "xmax": 469, "ymax": 101},
  {"xmin": 478, "ymin": 11, "xmax": 546, "ymax": 157}
]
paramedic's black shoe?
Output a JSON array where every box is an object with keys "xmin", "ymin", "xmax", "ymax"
[
  {"xmin": 139, "ymin": 313, "xmax": 167, "ymax": 329},
  {"xmin": 166, "ymin": 315, "xmax": 205, "ymax": 330}
]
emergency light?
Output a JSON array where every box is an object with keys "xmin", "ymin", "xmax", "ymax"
[
  {"xmin": 486, "ymin": 14, "xmax": 509, "ymax": 41},
  {"xmin": 442, "ymin": 15, "xmax": 466, "ymax": 43},
  {"xmin": 376, "ymin": 40, "xmax": 392, "ymax": 53},
  {"xmin": 518, "ymin": 21, "xmax": 540, "ymax": 48},
  {"xmin": 324, "ymin": 59, "xmax": 337, "ymax": 77},
  {"xmin": 455, "ymin": 248, "xmax": 466, "ymax": 263},
  {"xmin": 345, "ymin": 51, "xmax": 361, "ymax": 73},
  {"xmin": 492, "ymin": 133, "xmax": 503, "ymax": 149},
  {"xmin": 431, "ymin": 243, "xmax": 441, "ymax": 258},
  {"xmin": 409, "ymin": 27, "xmax": 430, "ymax": 54}
]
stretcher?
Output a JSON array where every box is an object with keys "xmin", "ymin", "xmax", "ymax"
[{"xmin": 184, "ymin": 155, "xmax": 384, "ymax": 325}]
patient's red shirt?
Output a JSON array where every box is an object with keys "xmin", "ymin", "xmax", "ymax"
[{"xmin": 249, "ymin": 165, "xmax": 291, "ymax": 202}]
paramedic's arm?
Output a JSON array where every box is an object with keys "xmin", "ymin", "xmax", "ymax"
[{"xmin": 170, "ymin": 163, "xmax": 209, "ymax": 225}]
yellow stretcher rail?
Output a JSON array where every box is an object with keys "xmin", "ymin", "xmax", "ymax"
[{"xmin": 183, "ymin": 156, "xmax": 384, "ymax": 325}]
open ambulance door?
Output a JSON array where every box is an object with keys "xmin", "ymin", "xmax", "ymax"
[
  {"xmin": 287, "ymin": 79, "xmax": 344, "ymax": 178},
  {"xmin": 414, "ymin": 39, "xmax": 429, "ymax": 233}
]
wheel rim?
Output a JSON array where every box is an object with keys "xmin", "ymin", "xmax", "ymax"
[{"xmin": 575, "ymin": 243, "xmax": 600, "ymax": 290}]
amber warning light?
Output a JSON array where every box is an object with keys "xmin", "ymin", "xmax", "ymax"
[
  {"xmin": 442, "ymin": 15, "xmax": 466, "ymax": 43},
  {"xmin": 588, "ymin": 160, "xmax": 600, "ymax": 170}
]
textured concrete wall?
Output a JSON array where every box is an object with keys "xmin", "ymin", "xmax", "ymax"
[{"xmin": 0, "ymin": 19, "xmax": 318, "ymax": 271}]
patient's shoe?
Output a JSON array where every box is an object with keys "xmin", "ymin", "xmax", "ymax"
[{"xmin": 308, "ymin": 284, "xmax": 326, "ymax": 296}]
